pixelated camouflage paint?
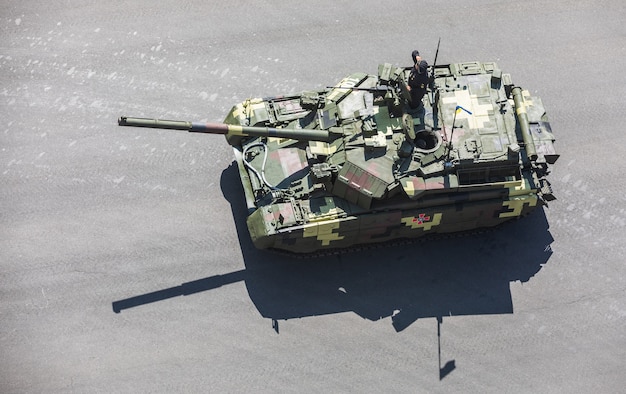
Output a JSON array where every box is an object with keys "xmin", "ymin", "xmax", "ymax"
[
  {"xmin": 238, "ymin": 61, "xmax": 557, "ymax": 252},
  {"xmin": 119, "ymin": 61, "xmax": 557, "ymax": 253}
]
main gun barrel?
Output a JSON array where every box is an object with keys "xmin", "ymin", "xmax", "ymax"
[{"xmin": 118, "ymin": 116, "xmax": 331, "ymax": 142}]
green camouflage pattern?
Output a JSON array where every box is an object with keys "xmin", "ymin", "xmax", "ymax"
[{"xmin": 119, "ymin": 61, "xmax": 558, "ymax": 253}]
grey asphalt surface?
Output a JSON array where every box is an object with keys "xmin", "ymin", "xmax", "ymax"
[{"xmin": 2, "ymin": 0, "xmax": 625, "ymax": 392}]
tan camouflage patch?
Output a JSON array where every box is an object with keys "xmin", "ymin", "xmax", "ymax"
[
  {"xmin": 401, "ymin": 177, "xmax": 425, "ymax": 197},
  {"xmin": 327, "ymin": 75, "xmax": 363, "ymax": 102},
  {"xmin": 402, "ymin": 176, "xmax": 447, "ymax": 198},
  {"xmin": 511, "ymin": 89, "xmax": 535, "ymax": 116},
  {"xmin": 503, "ymin": 179, "xmax": 531, "ymax": 196},
  {"xmin": 303, "ymin": 220, "xmax": 345, "ymax": 245},
  {"xmin": 522, "ymin": 89, "xmax": 534, "ymax": 106},
  {"xmin": 232, "ymin": 98, "xmax": 265, "ymax": 121},
  {"xmin": 227, "ymin": 125, "xmax": 244, "ymax": 136},
  {"xmin": 442, "ymin": 90, "xmax": 492, "ymax": 129},
  {"xmin": 308, "ymin": 207, "xmax": 342, "ymax": 222},
  {"xmin": 499, "ymin": 194, "xmax": 538, "ymax": 218},
  {"xmin": 309, "ymin": 141, "xmax": 338, "ymax": 156}
]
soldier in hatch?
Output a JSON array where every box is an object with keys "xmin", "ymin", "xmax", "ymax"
[{"xmin": 407, "ymin": 50, "xmax": 430, "ymax": 109}]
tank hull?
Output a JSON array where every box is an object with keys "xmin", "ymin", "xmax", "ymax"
[
  {"xmin": 246, "ymin": 183, "xmax": 538, "ymax": 253},
  {"xmin": 228, "ymin": 61, "xmax": 557, "ymax": 253}
]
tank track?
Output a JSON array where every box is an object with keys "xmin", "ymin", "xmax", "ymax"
[{"xmin": 268, "ymin": 220, "xmax": 511, "ymax": 260}]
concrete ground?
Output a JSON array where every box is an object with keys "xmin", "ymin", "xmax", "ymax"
[{"xmin": 1, "ymin": 0, "xmax": 625, "ymax": 392}]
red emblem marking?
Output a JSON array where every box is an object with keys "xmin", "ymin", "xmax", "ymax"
[{"xmin": 412, "ymin": 213, "xmax": 431, "ymax": 224}]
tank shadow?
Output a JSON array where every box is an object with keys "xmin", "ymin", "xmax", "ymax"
[
  {"xmin": 220, "ymin": 163, "xmax": 554, "ymax": 331},
  {"xmin": 111, "ymin": 162, "xmax": 554, "ymax": 381},
  {"xmin": 112, "ymin": 162, "xmax": 553, "ymax": 330}
]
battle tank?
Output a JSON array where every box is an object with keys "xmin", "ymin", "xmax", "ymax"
[{"xmin": 119, "ymin": 61, "xmax": 558, "ymax": 253}]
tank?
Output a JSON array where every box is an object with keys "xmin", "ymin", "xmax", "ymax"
[{"xmin": 118, "ymin": 61, "xmax": 558, "ymax": 254}]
